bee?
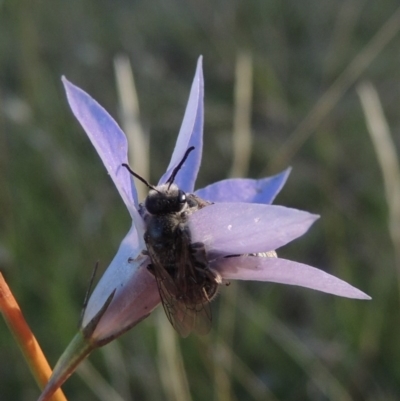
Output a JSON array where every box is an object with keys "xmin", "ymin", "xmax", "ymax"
[{"xmin": 123, "ymin": 147, "xmax": 221, "ymax": 337}]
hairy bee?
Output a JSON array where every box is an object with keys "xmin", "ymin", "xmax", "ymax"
[{"xmin": 124, "ymin": 147, "xmax": 221, "ymax": 337}]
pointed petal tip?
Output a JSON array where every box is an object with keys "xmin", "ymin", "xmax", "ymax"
[
  {"xmin": 334, "ymin": 288, "xmax": 371, "ymax": 300},
  {"xmin": 215, "ymin": 256, "xmax": 371, "ymax": 301},
  {"xmin": 159, "ymin": 56, "xmax": 204, "ymax": 191},
  {"xmin": 351, "ymin": 291, "xmax": 371, "ymax": 300},
  {"xmin": 283, "ymin": 166, "xmax": 292, "ymax": 178},
  {"xmin": 37, "ymin": 332, "xmax": 94, "ymax": 401},
  {"xmin": 195, "ymin": 56, "xmax": 204, "ymax": 82},
  {"xmin": 61, "ymin": 75, "xmax": 73, "ymax": 90},
  {"xmin": 61, "ymin": 76, "xmax": 82, "ymax": 102}
]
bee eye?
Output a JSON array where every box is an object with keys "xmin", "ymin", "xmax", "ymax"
[
  {"xmin": 179, "ymin": 191, "xmax": 186, "ymax": 203},
  {"xmin": 187, "ymin": 197, "xmax": 198, "ymax": 208}
]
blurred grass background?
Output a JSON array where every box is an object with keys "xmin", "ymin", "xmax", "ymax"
[{"xmin": 1, "ymin": 0, "xmax": 400, "ymax": 400}]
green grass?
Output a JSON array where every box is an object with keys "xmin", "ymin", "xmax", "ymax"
[{"xmin": 1, "ymin": 1, "xmax": 400, "ymax": 400}]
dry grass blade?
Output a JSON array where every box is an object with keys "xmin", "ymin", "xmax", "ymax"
[
  {"xmin": 156, "ymin": 309, "xmax": 193, "ymax": 401},
  {"xmin": 357, "ymin": 81, "xmax": 400, "ymax": 295},
  {"xmin": 240, "ymin": 291, "xmax": 354, "ymax": 401},
  {"xmin": 114, "ymin": 55, "xmax": 191, "ymax": 401},
  {"xmin": 114, "ymin": 54, "xmax": 149, "ymax": 200},
  {"xmin": 76, "ymin": 360, "xmax": 126, "ymax": 401},
  {"xmin": 230, "ymin": 51, "xmax": 253, "ymax": 178},
  {"xmin": 268, "ymin": 5, "xmax": 400, "ymax": 172},
  {"xmin": 206, "ymin": 337, "xmax": 280, "ymax": 401},
  {"xmin": 101, "ymin": 341, "xmax": 132, "ymax": 401},
  {"xmin": 215, "ymin": 50, "xmax": 254, "ymax": 401}
]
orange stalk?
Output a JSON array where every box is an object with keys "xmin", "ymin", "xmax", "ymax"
[{"xmin": 0, "ymin": 272, "xmax": 67, "ymax": 401}]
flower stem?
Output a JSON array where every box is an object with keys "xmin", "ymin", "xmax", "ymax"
[{"xmin": 0, "ymin": 272, "xmax": 67, "ymax": 401}]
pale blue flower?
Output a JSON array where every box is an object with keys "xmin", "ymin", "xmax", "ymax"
[{"xmin": 38, "ymin": 57, "xmax": 369, "ymax": 401}]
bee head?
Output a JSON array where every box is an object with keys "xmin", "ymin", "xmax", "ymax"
[
  {"xmin": 145, "ymin": 184, "xmax": 187, "ymax": 215},
  {"xmin": 122, "ymin": 147, "xmax": 195, "ymax": 215}
]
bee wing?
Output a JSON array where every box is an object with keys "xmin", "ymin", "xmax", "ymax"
[
  {"xmin": 147, "ymin": 233, "xmax": 213, "ymax": 337},
  {"xmin": 170, "ymin": 296, "xmax": 212, "ymax": 338},
  {"xmin": 174, "ymin": 227, "xmax": 213, "ymax": 337},
  {"xmin": 153, "ymin": 263, "xmax": 213, "ymax": 337}
]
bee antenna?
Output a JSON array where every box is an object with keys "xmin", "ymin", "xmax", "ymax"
[
  {"xmin": 122, "ymin": 163, "xmax": 159, "ymax": 192},
  {"xmin": 166, "ymin": 146, "xmax": 195, "ymax": 189}
]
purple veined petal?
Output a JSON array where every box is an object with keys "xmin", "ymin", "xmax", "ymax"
[
  {"xmin": 188, "ymin": 203, "xmax": 319, "ymax": 258},
  {"xmin": 195, "ymin": 167, "xmax": 291, "ymax": 205},
  {"xmin": 82, "ymin": 224, "xmax": 160, "ymax": 342},
  {"xmin": 212, "ymin": 256, "xmax": 371, "ymax": 300},
  {"xmin": 62, "ymin": 77, "xmax": 139, "ymax": 214},
  {"xmin": 159, "ymin": 57, "xmax": 204, "ymax": 192}
]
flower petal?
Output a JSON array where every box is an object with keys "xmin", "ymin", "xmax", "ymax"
[
  {"xmin": 195, "ymin": 167, "xmax": 291, "ymax": 204},
  {"xmin": 188, "ymin": 203, "xmax": 319, "ymax": 258},
  {"xmin": 213, "ymin": 256, "xmax": 371, "ymax": 299},
  {"xmin": 159, "ymin": 57, "xmax": 204, "ymax": 192},
  {"xmin": 62, "ymin": 77, "xmax": 138, "ymax": 213},
  {"xmin": 82, "ymin": 224, "xmax": 160, "ymax": 343}
]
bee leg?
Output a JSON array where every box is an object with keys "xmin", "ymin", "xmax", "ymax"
[
  {"xmin": 147, "ymin": 264, "xmax": 155, "ymax": 275},
  {"xmin": 204, "ymin": 268, "xmax": 222, "ymax": 284},
  {"xmin": 189, "ymin": 242, "xmax": 208, "ymax": 269},
  {"xmin": 189, "ymin": 242, "xmax": 206, "ymax": 261},
  {"xmin": 190, "ymin": 242, "xmax": 204, "ymax": 250},
  {"xmin": 128, "ymin": 249, "xmax": 149, "ymax": 263},
  {"xmin": 189, "ymin": 243, "xmax": 222, "ymax": 284}
]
